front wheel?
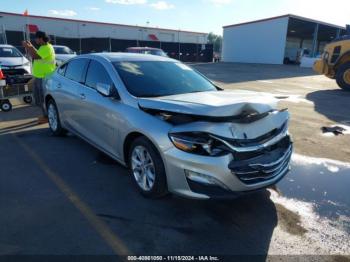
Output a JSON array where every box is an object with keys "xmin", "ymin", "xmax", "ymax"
[
  {"xmin": 128, "ymin": 137, "xmax": 168, "ymax": 198},
  {"xmin": 47, "ymin": 100, "xmax": 67, "ymax": 136},
  {"xmin": 336, "ymin": 62, "xmax": 350, "ymax": 91},
  {"xmin": 0, "ymin": 100, "xmax": 12, "ymax": 112}
]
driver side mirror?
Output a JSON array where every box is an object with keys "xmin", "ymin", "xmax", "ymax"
[{"xmin": 96, "ymin": 83, "xmax": 119, "ymax": 99}]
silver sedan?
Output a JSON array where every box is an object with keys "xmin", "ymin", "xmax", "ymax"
[{"xmin": 44, "ymin": 53, "xmax": 292, "ymax": 199}]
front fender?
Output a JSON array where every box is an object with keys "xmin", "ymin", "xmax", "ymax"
[{"xmin": 118, "ymin": 106, "xmax": 174, "ymax": 162}]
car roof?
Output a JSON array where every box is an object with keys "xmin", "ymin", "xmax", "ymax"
[
  {"xmin": 79, "ymin": 52, "xmax": 177, "ymax": 62},
  {"xmin": 53, "ymin": 45, "xmax": 70, "ymax": 48}
]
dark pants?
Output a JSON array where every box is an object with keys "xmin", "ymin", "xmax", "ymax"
[{"xmin": 30, "ymin": 78, "xmax": 46, "ymax": 116}]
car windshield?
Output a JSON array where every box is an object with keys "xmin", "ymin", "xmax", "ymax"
[
  {"xmin": 0, "ymin": 47, "xmax": 23, "ymax": 58},
  {"xmin": 113, "ymin": 61, "xmax": 217, "ymax": 97},
  {"xmin": 54, "ymin": 46, "xmax": 75, "ymax": 55}
]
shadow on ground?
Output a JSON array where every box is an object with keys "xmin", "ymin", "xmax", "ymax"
[
  {"xmin": 0, "ymin": 105, "xmax": 39, "ymax": 123},
  {"xmin": 306, "ymin": 89, "xmax": 350, "ymax": 123},
  {"xmin": 0, "ymin": 127, "xmax": 278, "ymax": 256},
  {"xmin": 192, "ymin": 63, "xmax": 317, "ymax": 84}
]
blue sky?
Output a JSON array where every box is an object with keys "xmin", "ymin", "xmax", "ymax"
[{"xmin": 1, "ymin": 0, "xmax": 349, "ymax": 34}]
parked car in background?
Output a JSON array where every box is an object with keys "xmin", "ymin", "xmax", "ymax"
[
  {"xmin": 284, "ymin": 48, "xmax": 310, "ymax": 64},
  {"xmin": 44, "ymin": 53, "xmax": 292, "ymax": 199},
  {"xmin": 53, "ymin": 45, "xmax": 76, "ymax": 66},
  {"xmin": 126, "ymin": 47, "xmax": 168, "ymax": 57},
  {"xmin": 0, "ymin": 44, "xmax": 31, "ymax": 75}
]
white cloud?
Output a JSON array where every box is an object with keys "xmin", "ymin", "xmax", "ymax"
[
  {"xmin": 282, "ymin": 0, "xmax": 348, "ymax": 27},
  {"xmin": 209, "ymin": 0, "xmax": 232, "ymax": 6},
  {"xmin": 150, "ymin": 1, "xmax": 175, "ymax": 10},
  {"xmin": 105, "ymin": 0, "xmax": 147, "ymax": 5},
  {"xmin": 48, "ymin": 9, "xmax": 77, "ymax": 17},
  {"xmin": 86, "ymin": 7, "xmax": 101, "ymax": 11}
]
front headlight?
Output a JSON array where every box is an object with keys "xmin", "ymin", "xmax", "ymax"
[
  {"xmin": 169, "ymin": 132, "xmax": 230, "ymax": 157},
  {"xmin": 23, "ymin": 62, "xmax": 31, "ymax": 66}
]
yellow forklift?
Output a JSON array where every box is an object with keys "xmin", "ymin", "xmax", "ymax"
[{"xmin": 314, "ymin": 26, "xmax": 350, "ymax": 91}]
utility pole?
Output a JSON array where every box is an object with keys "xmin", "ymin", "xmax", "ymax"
[
  {"xmin": 77, "ymin": 22, "xmax": 81, "ymax": 54},
  {"xmin": 77, "ymin": 23, "xmax": 86, "ymax": 54},
  {"xmin": 311, "ymin": 23, "xmax": 319, "ymax": 58},
  {"xmin": 178, "ymin": 30, "xmax": 181, "ymax": 60},
  {"xmin": 3, "ymin": 25, "xmax": 7, "ymax": 44}
]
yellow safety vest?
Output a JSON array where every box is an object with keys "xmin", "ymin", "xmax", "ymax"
[{"xmin": 33, "ymin": 43, "xmax": 56, "ymax": 79}]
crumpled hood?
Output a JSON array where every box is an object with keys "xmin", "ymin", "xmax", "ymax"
[
  {"xmin": 138, "ymin": 90, "xmax": 278, "ymax": 117},
  {"xmin": 0, "ymin": 57, "xmax": 28, "ymax": 67}
]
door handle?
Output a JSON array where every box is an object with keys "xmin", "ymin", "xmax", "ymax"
[
  {"xmin": 57, "ymin": 83, "xmax": 62, "ymax": 89},
  {"xmin": 80, "ymin": 93, "xmax": 86, "ymax": 100}
]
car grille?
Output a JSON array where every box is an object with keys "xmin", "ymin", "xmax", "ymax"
[
  {"xmin": 2, "ymin": 68, "xmax": 28, "ymax": 76},
  {"xmin": 227, "ymin": 121, "xmax": 288, "ymax": 148},
  {"xmin": 228, "ymin": 136, "xmax": 292, "ymax": 185}
]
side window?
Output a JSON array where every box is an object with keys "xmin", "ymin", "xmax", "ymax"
[
  {"xmin": 57, "ymin": 63, "xmax": 67, "ymax": 76},
  {"xmin": 85, "ymin": 60, "xmax": 113, "ymax": 89},
  {"xmin": 65, "ymin": 59, "xmax": 89, "ymax": 83}
]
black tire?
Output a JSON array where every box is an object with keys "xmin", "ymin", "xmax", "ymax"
[
  {"xmin": 0, "ymin": 100, "xmax": 12, "ymax": 112},
  {"xmin": 128, "ymin": 136, "xmax": 168, "ymax": 198},
  {"xmin": 23, "ymin": 96, "xmax": 33, "ymax": 104},
  {"xmin": 47, "ymin": 99, "xmax": 67, "ymax": 136},
  {"xmin": 336, "ymin": 62, "xmax": 350, "ymax": 91}
]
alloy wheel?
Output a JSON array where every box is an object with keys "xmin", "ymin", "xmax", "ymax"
[
  {"xmin": 131, "ymin": 145, "xmax": 156, "ymax": 191},
  {"xmin": 48, "ymin": 104, "xmax": 58, "ymax": 131}
]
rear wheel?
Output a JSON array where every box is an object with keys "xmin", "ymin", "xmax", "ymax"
[
  {"xmin": 128, "ymin": 137, "xmax": 168, "ymax": 198},
  {"xmin": 0, "ymin": 100, "xmax": 12, "ymax": 112},
  {"xmin": 336, "ymin": 62, "xmax": 350, "ymax": 91},
  {"xmin": 47, "ymin": 99, "xmax": 67, "ymax": 136}
]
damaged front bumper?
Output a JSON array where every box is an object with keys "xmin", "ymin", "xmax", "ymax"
[
  {"xmin": 163, "ymin": 138, "xmax": 292, "ymax": 199},
  {"xmin": 162, "ymin": 112, "xmax": 293, "ymax": 199}
]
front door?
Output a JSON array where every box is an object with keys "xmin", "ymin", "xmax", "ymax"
[{"xmin": 76, "ymin": 60, "xmax": 122, "ymax": 158}]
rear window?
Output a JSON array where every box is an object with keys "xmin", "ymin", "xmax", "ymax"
[
  {"xmin": 57, "ymin": 63, "xmax": 68, "ymax": 76},
  {"xmin": 65, "ymin": 59, "xmax": 89, "ymax": 83}
]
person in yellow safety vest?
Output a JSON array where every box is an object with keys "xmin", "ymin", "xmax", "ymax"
[{"xmin": 22, "ymin": 31, "xmax": 56, "ymax": 124}]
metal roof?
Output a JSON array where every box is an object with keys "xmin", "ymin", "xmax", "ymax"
[
  {"xmin": 223, "ymin": 14, "xmax": 345, "ymax": 30},
  {"xmin": 0, "ymin": 11, "xmax": 208, "ymax": 35}
]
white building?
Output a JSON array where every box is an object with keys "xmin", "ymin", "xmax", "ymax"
[{"xmin": 222, "ymin": 14, "xmax": 346, "ymax": 64}]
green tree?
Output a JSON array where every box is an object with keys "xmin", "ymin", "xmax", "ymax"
[{"xmin": 208, "ymin": 32, "xmax": 222, "ymax": 53}]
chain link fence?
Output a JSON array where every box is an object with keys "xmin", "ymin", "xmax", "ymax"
[{"xmin": 4, "ymin": 30, "xmax": 214, "ymax": 62}]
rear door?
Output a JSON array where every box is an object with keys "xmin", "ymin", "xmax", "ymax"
[{"xmin": 54, "ymin": 58, "xmax": 89, "ymax": 132}]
